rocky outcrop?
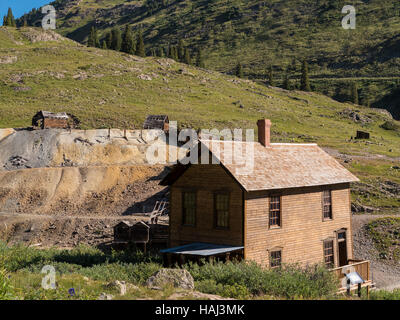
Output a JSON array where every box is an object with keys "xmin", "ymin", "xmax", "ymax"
[{"xmin": 146, "ymin": 269, "xmax": 194, "ymax": 290}]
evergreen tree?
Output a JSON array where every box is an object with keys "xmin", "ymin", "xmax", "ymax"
[
  {"xmin": 351, "ymin": 82, "xmax": 359, "ymax": 105},
  {"xmin": 105, "ymin": 31, "xmax": 113, "ymax": 49},
  {"xmin": 283, "ymin": 67, "xmax": 291, "ymax": 90},
  {"xmin": 184, "ymin": 48, "xmax": 191, "ymax": 65},
  {"xmin": 3, "ymin": 8, "xmax": 16, "ymax": 27},
  {"xmin": 268, "ymin": 65, "xmax": 274, "ymax": 86},
  {"xmin": 235, "ymin": 62, "xmax": 243, "ymax": 78},
  {"xmin": 300, "ymin": 60, "xmax": 311, "ymax": 91},
  {"xmin": 23, "ymin": 16, "xmax": 28, "ymax": 27},
  {"xmin": 178, "ymin": 39, "xmax": 185, "ymax": 61},
  {"xmin": 170, "ymin": 46, "xmax": 178, "ymax": 61},
  {"xmin": 102, "ymin": 40, "xmax": 108, "ymax": 49},
  {"xmin": 157, "ymin": 47, "xmax": 164, "ymax": 57},
  {"xmin": 195, "ymin": 50, "xmax": 205, "ymax": 68},
  {"xmin": 136, "ymin": 30, "xmax": 145, "ymax": 57},
  {"xmin": 111, "ymin": 28, "xmax": 122, "ymax": 51},
  {"xmin": 88, "ymin": 27, "xmax": 100, "ymax": 48},
  {"xmin": 121, "ymin": 25, "xmax": 135, "ymax": 54}
]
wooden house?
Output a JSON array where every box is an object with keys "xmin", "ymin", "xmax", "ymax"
[
  {"xmin": 160, "ymin": 119, "xmax": 363, "ymax": 272},
  {"xmin": 32, "ymin": 111, "xmax": 69, "ymax": 129},
  {"xmin": 143, "ymin": 115, "xmax": 169, "ymax": 132}
]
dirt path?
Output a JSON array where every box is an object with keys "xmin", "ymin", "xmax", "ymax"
[{"xmin": 352, "ymin": 214, "xmax": 400, "ymax": 290}]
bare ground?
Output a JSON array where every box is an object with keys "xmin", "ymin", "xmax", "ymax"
[{"xmin": 352, "ymin": 213, "xmax": 400, "ymax": 290}]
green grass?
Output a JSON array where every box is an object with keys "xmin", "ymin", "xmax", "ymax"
[
  {"xmin": 18, "ymin": 0, "xmax": 400, "ymax": 113},
  {"xmin": 1, "ymin": 27, "xmax": 400, "ymax": 211}
]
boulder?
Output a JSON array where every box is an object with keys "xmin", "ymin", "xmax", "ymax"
[
  {"xmin": 98, "ymin": 293, "xmax": 114, "ymax": 300},
  {"xmin": 145, "ymin": 269, "xmax": 194, "ymax": 290},
  {"xmin": 106, "ymin": 280, "xmax": 127, "ymax": 295}
]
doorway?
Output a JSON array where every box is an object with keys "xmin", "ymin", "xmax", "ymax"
[{"xmin": 337, "ymin": 230, "xmax": 347, "ymax": 267}]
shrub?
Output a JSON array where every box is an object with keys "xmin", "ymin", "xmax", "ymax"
[
  {"xmin": 0, "ymin": 268, "xmax": 15, "ymax": 300},
  {"xmin": 185, "ymin": 260, "xmax": 338, "ymax": 299},
  {"xmin": 380, "ymin": 120, "xmax": 400, "ymax": 131}
]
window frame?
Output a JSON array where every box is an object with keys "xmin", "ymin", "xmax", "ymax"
[
  {"xmin": 214, "ymin": 192, "xmax": 230, "ymax": 230},
  {"xmin": 269, "ymin": 195, "xmax": 282, "ymax": 229},
  {"xmin": 181, "ymin": 191, "xmax": 197, "ymax": 227},
  {"xmin": 322, "ymin": 190, "xmax": 333, "ymax": 221},
  {"xmin": 270, "ymin": 250, "xmax": 282, "ymax": 269},
  {"xmin": 323, "ymin": 239, "xmax": 334, "ymax": 268}
]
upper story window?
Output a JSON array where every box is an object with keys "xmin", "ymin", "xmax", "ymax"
[
  {"xmin": 215, "ymin": 193, "xmax": 229, "ymax": 229},
  {"xmin": 323, "ymin": 240, "xmax": 334, "ymax": 268},
  {"xmin": 182, "ymin": 192, "xmax": 196, "ymax": 226},
  {"xmin": 269, "ymin": 196, "xmax": 281, "ymax": 228},
  {"xmin": 322, "ymin": 190, "xmax": 332, "ymax": 220},
  {"xmin": 270, "ymin": 250, "xmax": 282, "ymax": 268}
]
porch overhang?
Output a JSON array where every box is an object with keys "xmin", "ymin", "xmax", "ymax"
[{"xmin": 160, "ymin": 242, "xmax": 244, "ymax": 257}]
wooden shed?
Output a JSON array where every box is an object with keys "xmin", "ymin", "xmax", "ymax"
[
  {"xmin": 32, "ymin": 111, "xmax": 69, "ymax": 129},
  {"xmin": 113, "ymin": 221, "xmax": 133, "ymax": 242},
  {"xmin": 143, "ymin": 115, "xmax": 169, "ymax": 132}
]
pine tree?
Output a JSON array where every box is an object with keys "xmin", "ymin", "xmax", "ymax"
[
  {"xmin": 7, "ymin": 8, "xmax": 16, "ymax": 27},
  {"xmin": 178, "ymin": 39, "xmax": 185, "ymax": 61},
  {"xmin": 351, "ymin": 82, "xmax": 359, "ymax": 105},
  {"xmin": 23, "ymin": 16, "xmax": 28, "ymax": 27},
  {"xmin": 184, "ymin": 48, "xmax": 191, "ymax": 65},
  {"xmin": 235, "ymin": 62, "xmax": 243, "ymax": 78},
  {"xmin": 136, "ymin": 30, "xmax": 145, "ymax": 57},
  {"xmin": 3, "ymin": 8, "xmax": 16, "ymax": 27},
  {"xmin": 268, "ymin": 65, "xmax": 274, "ymax": 86},
  {"xmin": 121, "ymin": 25, "xmax": 135, "ymax": 54},
  {"xmin": 106, "ymin": 31, "xmax": 113, "ymax": 49},
  {"xmin": 87, "ymin": 27, "xmax": 95, "ymax": 47},
  {"xmin": 283, "ymin": 67, "xmax": 292, "ymax": 90},
  {"xmin": 102, "ymin": 40, "xmax": 108, "ymax": 49},
  {"xmin": 157, "ymin": 47, "xmax": 164, "ymax": 57},
  {"xmin": 300, "ymin": 60, "xmax": 311, "ymax": 91},
  {"xmin": 111, "ymin": 28, "xmax": 122, "ymax": 51},
  {"xmin": 195, "ymin": 50, "xmax": 205, "ymax": 68}
]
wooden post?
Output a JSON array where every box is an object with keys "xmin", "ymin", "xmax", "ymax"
[{"xmin": 357, "ymin": 283, "xmax": 361, "ymax": 298}]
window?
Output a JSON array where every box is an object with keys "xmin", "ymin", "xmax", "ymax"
[
  {"xmin": 215, "ymin": 193, "xmax": 229, "ymax": 228},
  {"xmin": 323, "ymin": 240, "xmax": 334, "ymax": 267},
  {"xmin": 182, "ymin": 192, "xmax": 196, "ymax": 226},
  {"xmin": 269, "ymin": 196, "xmax": 281, "ymax": 227},
  {"xmin": 270, "ymin": 250, "xmax": 282, "ymax": 268},
  {"xmin": 322, "ymin": 190, "xmax": 332, "ymax": 220}
]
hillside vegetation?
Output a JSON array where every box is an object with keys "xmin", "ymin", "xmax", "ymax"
[
  {"xmin": 19, "ymin": 0, "xmax": 400, "ymax": 117},
  {"xmin": 1, "ymin": 27, "xmax": 400, "ymax": 212}
]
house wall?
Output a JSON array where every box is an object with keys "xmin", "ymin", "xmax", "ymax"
[
  {"xmin": 244, "ymin": 183, "xmax": 353, "ymax": 268},
  {"xmin": 169, "ymin": 164, "xmax": 244, "ymax": 247},
  {"xmin": 43, "ymin": 118, "xmax": 68, "ymax": 129}
]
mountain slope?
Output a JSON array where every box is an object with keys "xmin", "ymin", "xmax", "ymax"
[
  {"xmin": 19, "ymin": 0, "xmax": 400, "ymax": 117},
  {"xmin": 1, "ymin": 27, "xmax": 400, "ymax": 212}
]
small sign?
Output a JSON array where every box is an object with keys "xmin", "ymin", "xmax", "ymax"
[{"xmin": 345, "ymin": 272, "xmax": 364, "ymax": 285}]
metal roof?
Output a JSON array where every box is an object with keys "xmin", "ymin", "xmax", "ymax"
[
  {"xmin": 160, "ymin": 242, "xmax": 244, "ymax": 256},
  {"xmin": 162, "ymin": 140, "xmax": 359, "ymax": 191},
  {"xmin": 37, "ymin": 111, "xmax": 69, "ymax": 119}
]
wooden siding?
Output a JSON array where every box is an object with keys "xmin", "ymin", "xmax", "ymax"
[
  {"xmin": 245, "ymin": 183, "xmax": 353, "ymax": 268},
  {"xmin": 43, "ymin": 118, "xmax": 68, "ymax": 129},
  {"xmin": 169, "ymin": 164, "xmax": 244, "ymax": 247}
]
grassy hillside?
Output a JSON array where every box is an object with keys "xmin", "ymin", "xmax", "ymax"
[
  {"xmin": 18, "ymin": 0, "xmax": 400, "ymax": 116},
  {"xmin": 0, "ymin": 27, "xmax": 400, "ymax": 212}
]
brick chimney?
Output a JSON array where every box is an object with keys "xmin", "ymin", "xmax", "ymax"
[{"xmin": 257, "ymin": 119, "xmax": 271, "ymax": 147}]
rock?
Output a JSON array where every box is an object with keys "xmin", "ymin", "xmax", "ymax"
[
  {"xmin": 83, "ymin": 277, "xmax": 89, "ymax": 281},
  {"xmin": 106, "ymin": 280, "xmax": 127, "ymax": 296},
  {"xmin": 146, "ymin": 269, "xmax": 194, "ymax": 290},
  {"xmin": 98, "ymin": 293, "xmax": 114, "ymax": 300},
  {"xmin": 351, "ymin": 203, "xmax": 375, "ymax": 213},
  {"xmin": 0, "ymin": 56, "xmax": 17, "ymax": 64},
  {"xmin": 138, "ymin": 74, "xmax": 152, "ymax": 81},
  {"xmin": 392, "ymin": 166, "xmax": 400, "ymax": 170}
]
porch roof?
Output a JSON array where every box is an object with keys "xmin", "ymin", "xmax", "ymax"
[{"xmin": 160, "ymin": 242, "xmax": 244, "ymax": 256}]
